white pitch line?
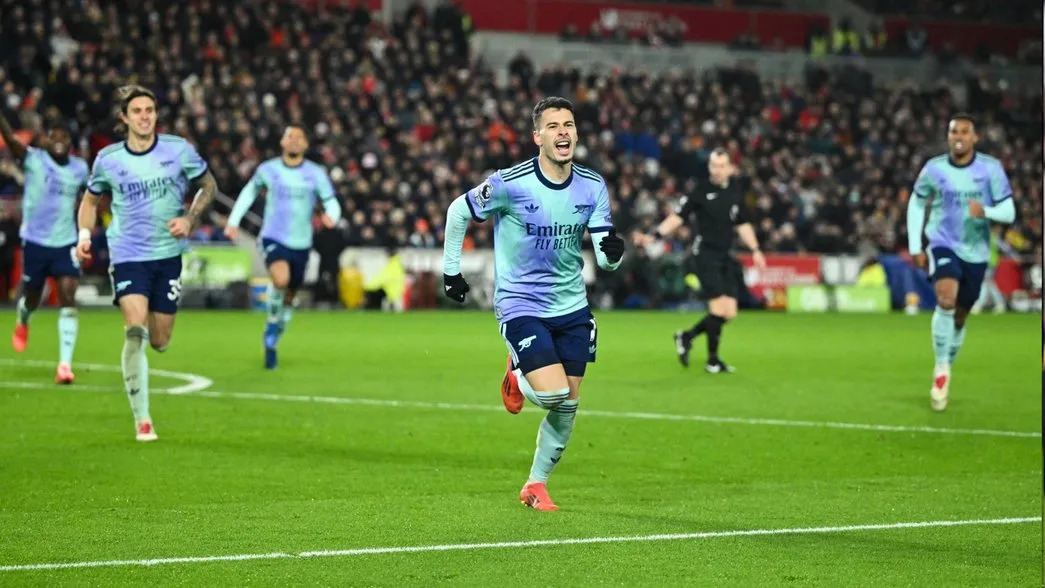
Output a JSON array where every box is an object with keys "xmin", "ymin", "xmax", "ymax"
[
  {"xmin": 0, "ymin": 359, "xmax": 212, "ymax": 395},
  {"xmin": 3, "ymin": 382, "xmax": 1041, "ymax": 440},
  {"xmin": 2, "ymin": 361, "xmax": 1040, "ymax": 439},
  {"xmin": 182, "ymin": 390, "xmax": 1042, "ymax": 439},
  {"xmin": 0, "ymin": 516, "xmax": 1038, "ymax": 572}
]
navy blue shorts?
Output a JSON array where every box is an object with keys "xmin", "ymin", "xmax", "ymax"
[
  {"xmin": 110, "ymin": 256, "xmax": 183, "ymax": 314},
  {"xmin": 500, "ymin": 307, "xmax": 597, "ymax": 377},
  {"xmin": 21, "ymin": 240, "xmax": 80, "ymax": 290},
  {"xmin": 929, "ymin": 247, "xmax": 987, "ymax": 309},
  {"xmin": 262, "ymin": 238, "xmax": 309, "ymax": 290}
]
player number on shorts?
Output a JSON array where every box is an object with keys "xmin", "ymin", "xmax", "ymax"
[{"xmin": 167, "ymin": 279, "xmax": 182, "ymax": 302}]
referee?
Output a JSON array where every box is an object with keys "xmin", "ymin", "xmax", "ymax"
[{"xmin": 635, "ymin": 148, "xmax": 766, "ymax": 373}]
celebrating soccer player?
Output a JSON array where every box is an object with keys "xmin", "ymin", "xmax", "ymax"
[
  {"xmin": 76, "ymin": 85, "xmax": 219, "ymax": 441},
  {"xmin": 224, "ymin": 125, "xmax": 341, "ymax": 370},
  {"xmin": 907, "ymin": 113, "xmax": 1015, "ymax": 411},
  {"xmin": 2, "ymin": 102, "xmax": 89, "ymax": 384},
  {"xmin": 634, "ymin": 148, "xmax": 767, "ymax": 373},
  {"xmin": 441, "ymin": 97, "xmax": 625, "ymax": 511}
]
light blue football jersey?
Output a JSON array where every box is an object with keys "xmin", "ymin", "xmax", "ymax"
[
  {"xmin": 912, "ymin": 152, "xmax": 1013, "ymax": 263},
  {"xmin": 87, "ymin": 134, "xmax": 209, "ymax": 263},
  {"xmin": 465, "ymin": 158, "xmax": 614, "ymax": 322},
  {"xmin": 229, "ymin": 157, "xmax": 340, "ymax": 250},
  {"xmin": 20, "ymin": 147, "xmax": 89, "ymax": 247}
]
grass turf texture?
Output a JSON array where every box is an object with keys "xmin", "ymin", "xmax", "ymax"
[{"xmin": 0, "ymin": 310, "xmax": 1040, "ymax": 586}]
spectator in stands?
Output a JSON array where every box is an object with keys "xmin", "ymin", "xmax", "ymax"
[
  {"xmin": 0, "ymin": 0, "xmax": 1038, "ymax": 302},
  {"xmin": 832, "ymin": 18, "xmax": 861, "ymax": 55},
  {"xmin": 863, "ymin": 21, "xmax": 888, "ymax": 55},
  {"xmin": 903, "ymin": 21, "xmax": 929, "ymax": 57}
]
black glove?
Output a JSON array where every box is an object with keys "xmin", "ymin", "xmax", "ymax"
[
  {"xmin": 599, "ymin": 228, "xmax": 625, "ymax": 263},
  {"xmin": 443, "ymin": 273, "xmax": 470, "ymax": 303}
]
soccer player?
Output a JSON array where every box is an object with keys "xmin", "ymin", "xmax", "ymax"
[
  {"xmin": 2, "ymin": 109, "xmax": 88, "ymax": 383},
  {"xmin": 224, "ymin": 125, "xmax": 340, "ymax": 369},
  {"xmin": 441, "ymin": 97, "xmax": 625, "ymax": 511},
  {"xmin": 634, "ymin": 148, "xmax": 766, "ymax": 373},
  {"xmin": 907, "ymin": 113, "xmax": 1014, "ymax": 411},
  {"xmin": 76, "ymin": 85, "xmax": 218, "ymax": 441}
]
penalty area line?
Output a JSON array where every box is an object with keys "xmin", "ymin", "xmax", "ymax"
[
  {"xmin": 0, "ymin": 516, "xmax": 1039, "ymax": 572},
  {"xmin": 0, "ymin": 358, "xmax": 211, "ymax": 395}
]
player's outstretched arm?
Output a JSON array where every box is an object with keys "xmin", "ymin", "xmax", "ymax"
[
  {"xmin": 225, "ymin": 172, "xmax": 262, "ymax": 239},
  {"xmin": 0, "ymin": 106, "xmax": 28, "ymax": 161},
  {"xmin": 441, "ymin": 195, "xmax": 472, "ymax": 303},
  {"xmin": 75, "ymin": 191, "xmax": 99, "ymax": 263},
  {"xmin": 633, "ymin": 212, "xmax": 684, "ymax": 246}
]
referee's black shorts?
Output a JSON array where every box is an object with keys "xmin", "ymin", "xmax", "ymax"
[{"xmin": 690, "ymin": 251, "xmax": 740, "ymax": 300}]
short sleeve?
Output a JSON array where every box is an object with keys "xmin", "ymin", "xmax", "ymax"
[
  {"xmin": 988, "ymin": 160, "xmax": 1013, "ymax": 205},
  {"xmin": 464, "ymin": 172, "xmax": 508, "ymax": 222},
  {"xmin": 76, "ymin": 160, "xmax": 90, "ymax": 188},
  {"xmin": 731, "ymin": 201, "xmax": 750, "ymax": 225},
  {"xmin": 586, "ymin": 182, "xmax": 613, "ymax": 233},
  {"xmin": 673, "ymin": 192, "xmax": 698, "ymax": 218},
  {"xmin": 180, "ymin": 141, "xmax": 209, "ymax": 181},
  {"xmin": 21, "ymin": 146, "xmax": 42, "ymax": 174},
  {"xmin": 87, "ymin": 156, "xmax": 110, "ymax": 195}
]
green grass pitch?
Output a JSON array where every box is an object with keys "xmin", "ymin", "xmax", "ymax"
[{"xmin": 0, "ymin": 309, "xmax": 1041, "ymax": 586}]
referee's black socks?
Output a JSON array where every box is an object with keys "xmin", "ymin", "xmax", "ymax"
[{"xmin": 704, "ymin": 314, "xmax": 725, "ymax": 361}]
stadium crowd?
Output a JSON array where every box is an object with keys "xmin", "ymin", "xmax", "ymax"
[{"xmin": 0, "ymin": 0, "xmax": 1041, "ymax": 297}]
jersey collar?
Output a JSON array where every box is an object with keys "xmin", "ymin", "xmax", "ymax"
[
  {"xmin": 124, "ymin": 136, "xmax": 158, "ymax": 156},
  {"xmin": 533, "ymin": 157, "xmax": 573, "ymax": 191},
  {"xmin": 948, "ymin": 151, "xmax": 976, "ymax": 168}
]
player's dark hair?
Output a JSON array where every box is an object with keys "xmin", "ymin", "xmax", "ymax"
[
  {"xmin": 113, "ymin": 85, "xmax": 158, "ymax": 137},
  {"xmin": 710, "ymin": 147, "xmax": 729, "ymax": 158},
  {"xmin": 949, "ymin": 113, "xmax": 976, "ymax": 129},
  {"xmin": 116, "ymin": 84, "xmax": 157, "ymax": 114},
  {"xmin": 532, "ymin": 97, "xmax": 574, "ymax": 130}
]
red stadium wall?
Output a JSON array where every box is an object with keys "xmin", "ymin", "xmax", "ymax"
[
  {"xmin": 457, "ymin": 0, "xmax": 829, "ymax": 47},
  {"xmin": 883, "ymin": 18, "xmax": 1037, "ymax": 57}
]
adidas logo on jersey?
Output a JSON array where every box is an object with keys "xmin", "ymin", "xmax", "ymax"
[{"xmin": 524, "ymin": 203, "xmax": 539, "ymax": 213}]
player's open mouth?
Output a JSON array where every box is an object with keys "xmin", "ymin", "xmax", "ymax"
[
  {"xmin": 554, "ymin": 140, "xmax": 571, "ymax": 155},
  {"xmin": 955, "ymin": 141, "xmax": 964, "ymax": 149}
]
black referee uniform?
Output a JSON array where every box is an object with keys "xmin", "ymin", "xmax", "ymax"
[{"xmin": 673, "ymin": 176, "xmax": 750, "ymax": 300}]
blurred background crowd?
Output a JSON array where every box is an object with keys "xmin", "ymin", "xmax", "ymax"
[{"xmin": 0, "ymin": 0, "xmax": 1040, "ymax": 307}]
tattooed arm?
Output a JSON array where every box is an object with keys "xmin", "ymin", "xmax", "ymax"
[{"xmin": 185, "ymin": 170, "xmax": 218, "ymax": 229}]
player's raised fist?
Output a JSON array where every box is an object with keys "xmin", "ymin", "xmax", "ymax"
[
  {"xmin": 599, "ymin": 228, "xmax": 625, "ymax": 263},
  {"xmin": 443, "ymin": 273, "xmax": 470, "ymax": 303},
  {"xmin": 968, "ymin": 199, "xmax": 985, "ymax": 218}
]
